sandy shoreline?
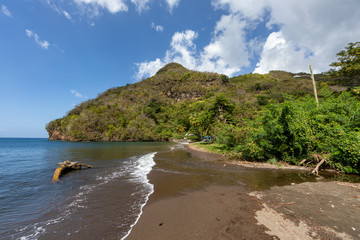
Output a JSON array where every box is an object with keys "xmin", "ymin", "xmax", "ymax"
[{"xmin": 126, "ymin": 144, "xmax": 360, "ymax": 240}]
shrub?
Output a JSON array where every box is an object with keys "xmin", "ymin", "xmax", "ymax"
[
  {"xmin": 237, "ymin": 91, "xmax": 360, "ymax": 172},
  {"xmin": 215, "ymin": 124, "xmax": 245, "ymax": 150}
]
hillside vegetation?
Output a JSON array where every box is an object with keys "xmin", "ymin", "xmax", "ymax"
[
  {"xmin": 47, "ymin": 63, "xmax": 324, "ymax": 142},
  {"xmin": 47, "ymin": 42, "xmax": 360, "ymax": 174}
]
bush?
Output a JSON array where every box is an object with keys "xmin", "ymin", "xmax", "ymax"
[
  {"xmin": 215, "ymin": 124, "xmax": 244, "ymax": 150},
  {"xmin": 237, "ymin": 91, "xmax": 360, "ymax": 172}
]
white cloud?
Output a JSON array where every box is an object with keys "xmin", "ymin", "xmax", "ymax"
[
  {"xmin": 165, "ymin": 0, "xmax": 180, "ymax": 12},
  {"xmin": 135, "ymin": 30, "xmax": 199, "ymax": 80},
  {"xmin": 254, "ymin": 32, "xmax": 311, "ymax": 74},
  {"xmin": 131, "ymin": 0, "xmax": 150, "ymax": 12},
  {"xmin": 198, "ymin": 13, "xmax": 249, "ymax": 75},
  {"xmin": 137, "ymin": 0, "xmax": 360, "ymax": 79},
  {"xmin": 46, "ymin": 0, "xmax": 178, "ymax": 19},
  {"xmin": 1, "ymin": 5, "xmax": 12, "ymax": 17},
  {"xmin": 25, "ymin": 29, "xmax": 50, "ymax": 49},
  {"xmin": 151, "ymin": 22, "xmax": 164, "ymax": 32},
  {"xmin": 167, "ymin": 30, "xmax": 198, "ymax": 67},
  {"xmin": 63, "ymin": 10, "xmax": 71, "ymax": 20},
  {"xmin": 63, "ymin": 0, "xmax": 151, "ymax": 18},
  {"xmin": 70, "ymin": 89, "xmax": 88, "ymax": 99},
  {"xmin": 212, "ymin": 0, "xmax": 268, "ymax": 20},
  {"xmin": 135, "ymin": 15, "xmax": 253, "ymax": 80},
  {"xmin": 136, "ymin": 58, "xmax": 164, "ymax": 80},
  {"xmin": 213, "ymin": 0, "xmax": 360, "ymax": 74},
  {"xmin": 74, "ymin": 0, "xmax": 128, "ymax": 15}
]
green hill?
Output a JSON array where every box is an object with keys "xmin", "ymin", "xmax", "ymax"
[
  {"xmin": 46, "ymin": 43, "xmax": 360, "ymax": 174},
  {"xmin": 46, "ymin": 63, "xmax": 332, "ymax": 142}
]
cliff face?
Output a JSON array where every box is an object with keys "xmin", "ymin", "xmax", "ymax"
[{"xmin": 47, "ymin": 63, "xmax": 328, "ymax": 142}]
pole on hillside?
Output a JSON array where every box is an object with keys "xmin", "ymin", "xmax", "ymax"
[{"xmin": 309, "ymin": 65, "xmax": 319, "ymax": 107}]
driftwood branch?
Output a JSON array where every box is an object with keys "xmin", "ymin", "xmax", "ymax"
[
  {"xmin": 310, "ymin": 154, "xmax": 327, "ymax": 175},
  {"xmin": 298, "ymin": 159, "xmax": 307, "ymax": 166},
  {"xmin": 52, "ymin": 160, "xmax": 93, "ymax": 182},
  {"xmin": 298, "ymin": 154, "xmax": 328, "ymax": 175}
]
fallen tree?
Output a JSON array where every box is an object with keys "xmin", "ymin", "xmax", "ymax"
[{"xmin": 52, "ymin": 160, "xmax": 93, "ymax": 182}]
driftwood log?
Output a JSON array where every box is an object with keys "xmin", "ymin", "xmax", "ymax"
[
  {"xmin": 298, "ymin": 153, "xmax": 327, "ymax": 175},
  {"xmin": 52, "ymin": 160, "xmax": 93, "ymax": 182}
]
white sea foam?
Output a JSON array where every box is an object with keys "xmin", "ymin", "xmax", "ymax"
[
  {"xmin": 121, "ymin": 152, "xmax": 157, "ymax": 240},
  {"xmin": 20, "ymin": 226, "xmax": 46, "ymax": 240},
  {"xmin": 96, "ymin": 169, "xmax": 125, "ymax": 183},
  {"xmin": 17, "ymin": 152, "xmax": 157, "ymax": 240}
]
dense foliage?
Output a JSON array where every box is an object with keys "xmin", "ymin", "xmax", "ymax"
[
  {"xmin": 47, "ymin": 63, "xmax": 317, "ymax": 142},
  {"xmin": 217, "ymin": 90, "xmax": 360, "ymax": 173},
  {"xmin": 216, "ymin": 43, "xmax": 360, "ymax": 174}
]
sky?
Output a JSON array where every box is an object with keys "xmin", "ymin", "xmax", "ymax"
[{"xmin": 1, "ymin": 0, "xmax": 360, "ymax": 138}]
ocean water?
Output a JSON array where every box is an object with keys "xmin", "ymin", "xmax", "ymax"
[{"xmin": 0, "ymin": 138, "xmax": 172, "ymax": 240}]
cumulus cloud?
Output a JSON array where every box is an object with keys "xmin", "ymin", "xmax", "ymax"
[
  {"xmin": 1, "ymin": 5, "xmax": 12, "ymax": 17},
  {"xmin": 136, "ymin": 58, "xmax": 164, "ymax": 80},
  {"xmin": 70, "ymin": 89, "xmax": 88, "ymax": 99},
  {"xmin": 167, "ymin": 30, "xmax": 198, "ymax": 67},
  {"xmin": 197, "ymin": 13, "xmax": 249, "ymax": 75},
  {"xmin": 135, "ymin": 30, "xmax": 199, "ymax": 80},
  {"xmin": 136, "ymin": 0, "xmax": 360, "ymax": 79},
  {"xmin": 25, "ymin": 29, "xmax": 50, "ymax": 49},
  {"xmin": 254, "ymin": 32, "xmax": 312, "ymax": 73},
  {"xmin": 214, "ymin": 0, "xmax": 360, "ymax": 74},
  {"xmin": 135, "ymin": 15, "xmax": 253, "ymax": 80},
  {"xmin": 151, "ymin": 22, "xmax": 164, "ymax": 32}
]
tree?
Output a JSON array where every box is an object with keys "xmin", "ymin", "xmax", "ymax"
[
  {"xmin": 329, "ymin": 42, "xmax": 360, "ymax": 85},
  {"xmin": 188, "ymin": 95, "xmax": 235, "ymax": 138},
  {"xmin": 209, "ymin": 94, "xmax": 235, "ymax": 124}
]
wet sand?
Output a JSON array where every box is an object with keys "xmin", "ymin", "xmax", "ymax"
[
  {"xmin": 127, "ymin": 185, "xmax": 274, "ymax": 240},
  {"xmin": 126, "ymin": 145, "xmax": 360, "ymax": 240}
]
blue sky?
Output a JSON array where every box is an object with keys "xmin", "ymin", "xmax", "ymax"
[{"xmin": 1, "ymin": 0, "xmax": 360, "ymax": 138}]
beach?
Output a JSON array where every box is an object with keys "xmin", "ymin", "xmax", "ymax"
[
  {"xmin": 2, "ymin": 139, "xmax": 359, "ymax": 239},
  {"xmin": 127, "ymin": 144, "xmax": 360, "ymax": 240}
]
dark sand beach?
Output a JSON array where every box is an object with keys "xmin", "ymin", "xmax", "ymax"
[{"xmin": 127, "ymin": 144, "xmax": 360, "ymax": 240}]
